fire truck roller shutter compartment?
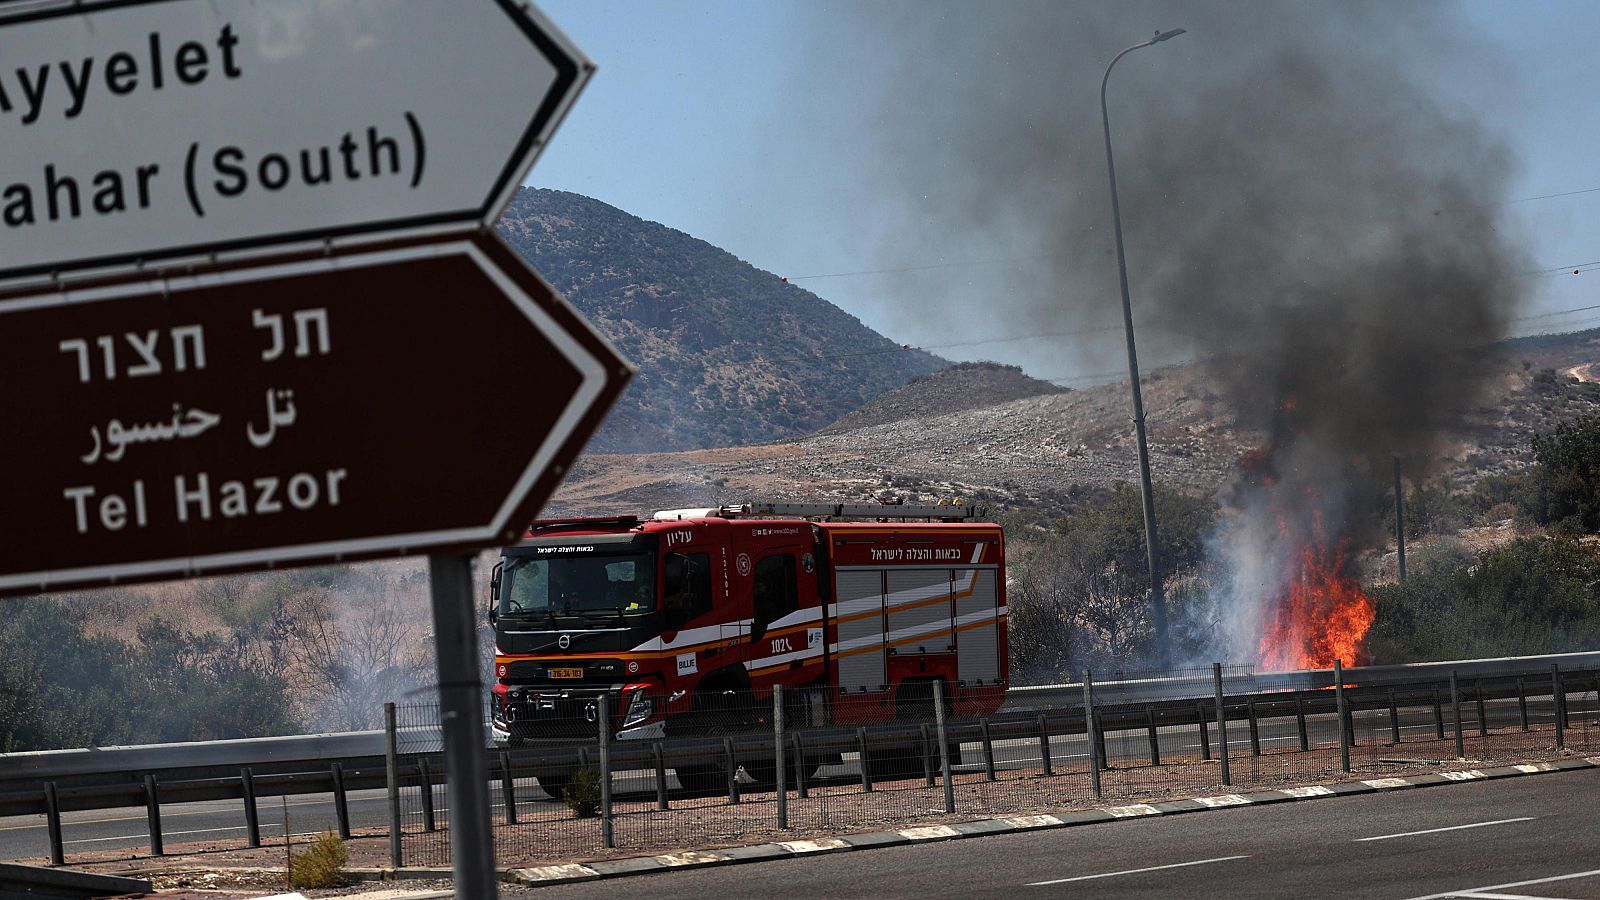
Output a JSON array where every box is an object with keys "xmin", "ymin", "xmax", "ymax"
[
  {"xmin": 886, "ymin": 568, "xmax": 955, "ymax": 654},
  {"xmin": 955, "ymin": 568, "xmax": 1000, "ymax": 685},
  {"xmin": 834, "ymin": 568, "xmax": 887, "ymax": 692}
]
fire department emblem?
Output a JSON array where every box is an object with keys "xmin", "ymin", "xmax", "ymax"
[
  {"xmin": 558, "ymin": 634, "xmax": 571, "ymax": 649},
  {"xmin": 736, "ymin": 553, "xmax": 752, "ymax": 577},
  {"xmin": 628, "ymin": 661, "xmax": 639, "ymax": 673}
]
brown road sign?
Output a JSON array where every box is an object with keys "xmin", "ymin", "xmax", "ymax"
[{"xmin": 0, "ymin": 233, "xmax": 630, "ymax": 596}]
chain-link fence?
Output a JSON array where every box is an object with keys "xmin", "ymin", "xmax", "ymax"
[{"xmin": 386, "ymin": 664, "xmax": 1600, "ymax": 868}]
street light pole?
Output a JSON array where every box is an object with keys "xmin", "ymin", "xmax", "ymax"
[{"xmin": 1100, "ymin": 28, "xmax": 1185, "ymax": 670}]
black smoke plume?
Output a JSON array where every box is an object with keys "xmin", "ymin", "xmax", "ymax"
[{"xmin": 802, "ymin": 1, "xmax": 1530, "ymax": 663}]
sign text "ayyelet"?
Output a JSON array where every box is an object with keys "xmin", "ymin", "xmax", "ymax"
[{"xmin": 0, "ymin": 0, "xmax": 589, "ymax": 288}]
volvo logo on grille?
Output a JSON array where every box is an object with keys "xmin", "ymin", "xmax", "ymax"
[{"xmin": 558, "ymin": 634, "xmax": 571, "ymax": 649}]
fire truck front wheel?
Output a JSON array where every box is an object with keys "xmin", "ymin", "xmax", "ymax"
[{"xmin": 532, "ymin": 770, "xmax": 569, "ymax": 801}]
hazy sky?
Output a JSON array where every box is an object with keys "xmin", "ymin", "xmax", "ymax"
[{"xmin": 528, "ymin": 1, "xmax": 1600, "ymax": 383}]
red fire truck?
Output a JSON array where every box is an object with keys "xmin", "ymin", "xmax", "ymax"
[{"xmin": 488, "ymin": 502, "xmax": 1007, "ymax": 791}]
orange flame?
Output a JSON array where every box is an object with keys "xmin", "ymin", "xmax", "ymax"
[{"xmin": 1257, "ymin": 519, "xmax": 1376, "ymax": 671}]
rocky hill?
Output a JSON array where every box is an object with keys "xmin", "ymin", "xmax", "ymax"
[
  {"xmin": 819, "ymin": 361, "xmax": 1068, "ymax": 434},
  {"xmin": 496, "ymin": 189, "xmax": 945, "ymax": 451},
  {"xmin": 546, "ymin": 330, "xmax": 1600, "ymax": 519}
]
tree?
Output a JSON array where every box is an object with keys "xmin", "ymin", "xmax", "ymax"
[
  {"xmin": 1527, "ymin": 414, "xmax": 1600, "ymax": 533},
  {"xmin": 284, "ymin": 571, "xmax": 434, "ymax": 731},
  {"xmin": 1007, "ymin": 483, "xmax": 1216, "ymax": 679}
]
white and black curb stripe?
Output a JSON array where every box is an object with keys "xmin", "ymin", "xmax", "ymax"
[{"xmin": 495, "ymin": 757, "xmax": 1600, "ymax": 888}]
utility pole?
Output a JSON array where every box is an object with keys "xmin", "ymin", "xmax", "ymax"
[{"xmin": 1100, "ymin": 28, "xmax": 1186, "ymax": 668}]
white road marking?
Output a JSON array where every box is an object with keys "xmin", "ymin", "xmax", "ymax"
[
  {"xmin": 1402, "ymin": 867, "xmax": 1600, "ymax": 900},
  {"xmin": 66, "ymin": 827, "xmax": 322, "ymax": 845},
  {"xmin": 1026, "ymin": 855, "xmax": 1250, "ymax": 886},
  {"xmin": 1451, "ymin": 892, "xmax": 1582, "ymax": 899},
  {"xmin": 1356, "ymin": 817, "xmax": 1535, "ymax": 842}
]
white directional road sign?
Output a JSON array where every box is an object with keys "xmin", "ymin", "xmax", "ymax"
[{"xmin": 0, "ymin": 0, "xmax": 591, "ymax": 289}]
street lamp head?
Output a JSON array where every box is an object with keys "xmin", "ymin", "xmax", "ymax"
[{"xmin": 1152, "ymin": 28, "xmax": 1186, "ymax": 43}]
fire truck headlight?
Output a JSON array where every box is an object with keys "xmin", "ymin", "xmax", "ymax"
[{"xmin": 622, "ymin": 687, "xmax": 655, "ymax": 728}]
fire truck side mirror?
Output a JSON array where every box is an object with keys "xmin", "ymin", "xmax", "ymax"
[{"xmin": 488, "ymin": 561, "xmax": 503, "ymax": 624}]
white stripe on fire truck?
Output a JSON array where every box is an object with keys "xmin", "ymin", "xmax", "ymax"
[
  {"xmin": 828, "ymin": 605, "xmax": 1008, "ymax": 655},
  {"xmin": 827, "ymin": 567, "xmax": 985, "ymax": 618},
  {"xmin": 766, "ymin": 607, "xmax": 824, "ymax": 629},
  {"xmin": 628, "ymin": 618, "xmax": 752, "ymax": 653}
]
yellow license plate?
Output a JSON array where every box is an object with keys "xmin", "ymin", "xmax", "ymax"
[{"xmin": 548, "ymin": 668, "xmax": 584, "ymax": 679}]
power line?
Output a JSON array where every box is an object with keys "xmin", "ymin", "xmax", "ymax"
[
  {"xmin": 785, "ymin": 254, "xmax": 1052, "ymax": 281},
  {"xmin": 1516, "ymin": 186, "xmax": 1600, "ymax": 203}
]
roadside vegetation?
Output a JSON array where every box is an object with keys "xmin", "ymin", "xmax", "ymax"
[{"xmin": 0, "ymin": 564, "xmax": 433, "ymax": 753}]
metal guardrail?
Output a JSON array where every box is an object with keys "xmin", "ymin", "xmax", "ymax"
[{"xmin": 1, "ymin": 650, "xmax": 1597, "ymax": 865}]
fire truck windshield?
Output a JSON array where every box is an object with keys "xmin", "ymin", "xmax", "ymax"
[{"xmin": 498, "ymin": 553, "xmax": 655, "ymax": 617}]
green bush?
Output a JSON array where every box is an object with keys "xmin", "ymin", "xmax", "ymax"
[
  {"xmin": 288, "ymin": 831, "xmax": 348, "ymax": 889},
  {"xmin": 562, "ymin": 767, "xmax": 603, "ymax": 818},
  {"xmin": 1367, "ymin": 537, "xmax": 1600, "ymax": 662}
]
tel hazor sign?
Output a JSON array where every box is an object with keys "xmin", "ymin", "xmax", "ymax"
[
  {"xmin": 0, "ymin": 236, "xmax": 630, "ymax": 597},
  {"xmin": 0, "ymin": 0, "xmax": 590, "ymax": 288}
]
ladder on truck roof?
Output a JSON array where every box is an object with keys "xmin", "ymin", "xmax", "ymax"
[{"xmin": 652, "ymin": 501, "xmax": 985, "ymax": 523}]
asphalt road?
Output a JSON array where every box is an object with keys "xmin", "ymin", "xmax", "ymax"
[
  {"xmin": 0, "ymin": 695, "xmax": 1572, "ymax": 862},
  {"xmin": 527, "ymin": 768, "xmax": 1600, "ymax": 900}
]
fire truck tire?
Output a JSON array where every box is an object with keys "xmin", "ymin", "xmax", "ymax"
[{"xmin": 532, "ymin": 771, "xmax": 569, "ymax": 801}]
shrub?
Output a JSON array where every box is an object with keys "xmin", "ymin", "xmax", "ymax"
[
  {"xmin": 288, "ymin": 832, "xmax": 348, "ymax": 889},
  {"xmin": 562, "ymin": 767, "xmax": 603, "ymax": 818}
]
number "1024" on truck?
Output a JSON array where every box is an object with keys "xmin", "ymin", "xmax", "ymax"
[{"xmin": 488, "ymin": 501, "xmax": 1006, "ymax": 793}]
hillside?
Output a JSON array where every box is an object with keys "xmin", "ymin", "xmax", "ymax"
[
  {"xmin": 547, "ymin": 330, "xmax": 1600, "ymax": 518},
  {"xmin": 819, "ymin": 361, "xmax": 1069, "ymax": 434},
  {"xmin": 496, "ymin": 189, "xmax": 945, "ymax": 451}
]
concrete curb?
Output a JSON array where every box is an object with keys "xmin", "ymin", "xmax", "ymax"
[{"xmin": 497, "ymin": 755, "xmax": 1600, "ymax": 888}]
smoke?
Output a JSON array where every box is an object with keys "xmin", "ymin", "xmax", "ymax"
[{"xmin": 805, "ymin": 1, "xmax": 1530, "ymax": 665}]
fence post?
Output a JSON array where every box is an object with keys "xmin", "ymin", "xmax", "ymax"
[
  {"xmin": 1036, "ymin": 714, "xmax": 1053, "ymax": 777},
  {"xmin": 652, "ymin": 742, "xmax": 669, "ymax": 810},
  {"xmin": 1294, "ymin": 695, "xmax": 1309, "ymax": 751},
  {"xmin": 774, "ymin": 685, "xmax": 787, "ymax": 829},
  {"xmin": 1432, "ymin": 688, "xmax": 1445, "ymax": 740},
  {"xmin": 1084, "ymin": 670, "xmax": 1101, "ymax": 798},
  {"xmin": 980, "ymin": 718, "xmax": 996, "ymax": 781},
  {"xmin": 1213, "ymin": 662, "xmax": 1231, "ymax": 787},
  {"xmin": 1145, "ymin": 706, "xmax": 1161, "ymax": 766},
  {"xmin": 143, "ymin": 774, "xmax": 163, "ymax": 857},
  {"xmin": 1450, "ymin": 670, "xmax": 1465, "ymax": 759},
  {"xmin": 499, "ymin": 752, "xmax": 518, "ymax": 825},
  {"xmin": 858, "ymin": 728, "xmax": 875, "ymax": 792},
  {"xmin": 331, "ymin": 763, "xmax": 351, "ymax": 840},
  {"xmin": 1335, "ymin": 660, "xmax": 1350, "ymax": 774},
  {"xmin": 1517, "ymin": 677, "xmax": 1530, "ymax": 731},
  {"xmin": 1197, "ymin": 701, "xmax": 1211, "ymax": 760},
  {"xmin": 918, "ymin": 725, "xmax": 934, "ymax": 787},
  {"xmin": 794, "ymin": 733, "xmax": 810, "ymax": 798},
  {"xmin": 1388, "ymin": 690, "xmax": 1401, "ymax": 746},
  {"xmin": 44, "ymin": 782, "xmax": 64, "ymax": 866},
  {"xmin": 384, "ymin": 701, "xmax": 401, "ymax": 867},
  {"xmin": 241, "ymin": 768, "xmax": 261, "ymax": 850},
  {"xmin": 418, "ymin": 757, "xmax": 436, "ymax": 832},
  {"xmin": 1475, "ymin": 680, "xmax": 1488, "ymax": 737},
  {"xmin": 1247, "ymin": 699, "xmax": 1261, "ymax": 757},
  {"xmin": 1552, "ymin": 664, "xmax": 1565, "ymax": 749},
  {"xmin": 724, "ymin": 737, "xmax": 741, "ymax": 804},
  {"xmin": 598, "ymin": 694, "xmax": 614, "ymax": 849},
  {"xmin": 935, "ymin": 682, "xmax": 954, "ymax": 814}
]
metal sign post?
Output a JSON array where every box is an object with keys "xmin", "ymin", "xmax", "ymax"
[{"xmin": 429, "ymin": 553, "xmax": 497, "ymax": 898}]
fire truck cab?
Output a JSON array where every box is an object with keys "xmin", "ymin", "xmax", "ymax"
[{"xmin": 488, "ymin": 502, "xmax": 1007, "ymax": 791}]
